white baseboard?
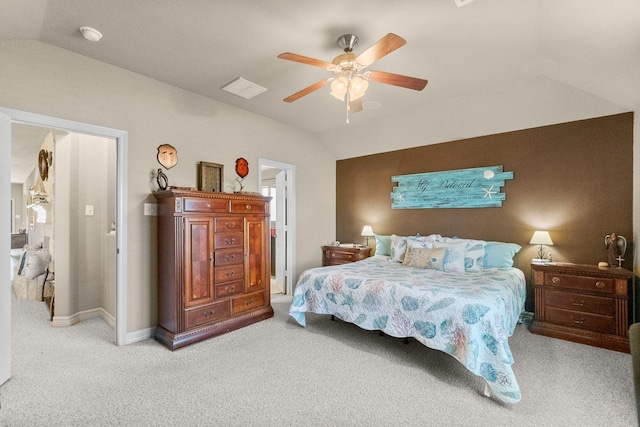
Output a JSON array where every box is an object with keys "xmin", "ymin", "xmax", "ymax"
[
  {"xmin": 51, "ymin": 307, "xmax": 154, "ymax": 345},
  {"xmin": 52, "ymin": 307, "xmax": 114, "ymax": 328},
  {"xmin": 125, "ymin": 327, "xmax": 154, "ymax": 345}
]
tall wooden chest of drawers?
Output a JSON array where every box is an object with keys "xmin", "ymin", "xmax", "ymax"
[
  {"xmin": 153, "ymin": 189, "xmax": 273, "ymax": 350},
  {"xmin": 531, "ymin": 263, "xmax": 633, "ymax": 353},
  {"xmin": 322, "ymin": 245, "xmax": 371, "ymax": 266}
]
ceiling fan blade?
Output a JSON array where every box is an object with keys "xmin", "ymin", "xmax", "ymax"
[
  {"xmin": 278, "ymin": 52, "xmax": 334, "ymax": 70},
  {"xmin": 283, "ymin": 79, "xmax": 331, "ymax": 102},
  {"xmin": 348, "ymin": 98, "xmax": 363, "ymax": 112},
  {"xmin": 355, "ymin": 33, "xmax": 407, "ymax": 67},
  {"xmin": 367, "ymin": 70, "xmax": 428, "ymax": 91}
]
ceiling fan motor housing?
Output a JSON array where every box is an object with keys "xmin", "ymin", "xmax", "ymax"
[{"xmin": 337, "ymin": 34, "xmax": 358, "ymax": 52}]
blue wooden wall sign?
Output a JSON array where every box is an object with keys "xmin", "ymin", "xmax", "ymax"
[{"xmin": 391, "ymin": 165, "xmax": 514, "ymax": 209}]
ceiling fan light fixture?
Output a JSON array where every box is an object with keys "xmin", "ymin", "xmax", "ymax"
[
  {"xmin": 330, "ymin": 76, "xmax": 348, "ymax": 100},
  {"xmin": 349, "ymin": 76, "xmax": 368, "ymax": 100}
]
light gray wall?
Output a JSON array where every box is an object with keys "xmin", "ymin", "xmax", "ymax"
[{"xmin": 0, "ymin": 40, "xmax": 336, "ymax": 333}]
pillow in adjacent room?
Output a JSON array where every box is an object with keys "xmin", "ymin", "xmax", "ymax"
[
  {"xmin": 23, "ymin": 248, "xmax": 50, "ymax": 279},
  {"xmin": 483, "ymin": 241, "xmax": 522, "ymax": 268},
  {"xmin": 433, "ymin": 241, "xmax": 466, "ymax": 272},
  {"xmin": 402, "ymin": 247, "xmax": 446, "ymax": 270},
  {"xmin": 374, "ymin": 234, "xmax": 392, "ymax": 256}
]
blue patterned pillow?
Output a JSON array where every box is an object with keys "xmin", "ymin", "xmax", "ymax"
[
  {"xmin": 374, "ymin": 234, "xmax": 392, "ymax": 256},
  {"xmin": 433, "ymin": 241, "xmax": 466, "ymax": 272},
  {"xmin": 390, "ymin": 235, "xmax": 409, "ymax": 262}
]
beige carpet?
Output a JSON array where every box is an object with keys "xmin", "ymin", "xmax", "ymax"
[{"xmin": 0, "ymin": 294, "xmax": 636, "ymax": 426}]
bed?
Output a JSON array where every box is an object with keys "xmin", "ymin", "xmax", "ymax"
[{"xmin": 289, "ymin": 235, "xmax": 525, "ymax": 404}]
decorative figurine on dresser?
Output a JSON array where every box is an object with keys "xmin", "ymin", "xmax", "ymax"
[{"xmin": 153, "ymin": 189, "xmax": 273, "ymax": 350}]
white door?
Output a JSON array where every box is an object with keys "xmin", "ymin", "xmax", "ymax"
[
  {"xmin": 0, "ymin": 111, "xmax": 12, "ymax": 386},
  {"xmin": 275, "ymin": 170, "xmax": 286, "ymax": 291}
]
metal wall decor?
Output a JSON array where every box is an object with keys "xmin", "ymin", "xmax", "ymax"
[{"xmin": 391, "ymin": 165, "xmax": 514, "ymax": 209}]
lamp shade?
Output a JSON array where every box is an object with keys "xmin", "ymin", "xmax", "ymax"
[
  {"xmin": 529, "ymin": 230, "xmax": 553, "ymax": 245},
  {"xmin": 361, "ymin": 225, "xmax": 375, "ymax": 237}
]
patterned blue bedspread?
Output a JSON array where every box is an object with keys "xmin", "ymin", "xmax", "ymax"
[{"xmin": 289, "ymin": 255, "xmax": 526, "ymax": 403}]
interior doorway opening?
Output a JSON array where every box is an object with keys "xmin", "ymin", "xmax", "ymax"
[{"xmin": 258, "ymin": 158, "xmax": 295, "ymax": 295}]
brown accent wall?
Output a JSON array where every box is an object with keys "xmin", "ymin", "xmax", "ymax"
[{"xmin": 336, "ymin": 113, "xmax": 633, "ymax": 308}]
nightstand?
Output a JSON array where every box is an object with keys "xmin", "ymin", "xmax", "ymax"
[
  {"xmin": 322, "ymin": 246, "xmax": 372, "ymax": 266},
  {"xmin": 531, "ymin": 262, "xmax": 633, "ymax": 353}
]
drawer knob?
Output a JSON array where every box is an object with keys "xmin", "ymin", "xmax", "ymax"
[
  {"xmin": 226, "ymin": 222, "xmax": 235, "ymax": 228},
  {"xmin": 203, "ymin": 310, "xmax": 215, "ymax": 318},
  {"xmin": 595, "ymin": 281, "xmax": 605, "ymax": 289},
  {"xmin": 226, "ymin": 271, "xmax": 235, "ymax": 277},
  {"xmin": 570, "ymin": 298, "xmax": 584, "ymax": 307},
  {"xmin": 225, "ymin": 238, "xmax": 235, "ymax": 244},
  {"xmin": 226, "ymin": 254, "xmax": 236, "ymax": 261},
  {"xmin": 225, "ymin": 285, "xmax": 235, "ymax": 292},
  {"xmin": 206, "ymin": 203, "xmax": 211, "ymax": 208},
  {"xmin": 552, "ymin": 276, "xmax": 560, "ymax": 284},
  {"xmin": 246, "ymin": 204, "xmax": 252, "ymax": 210}
]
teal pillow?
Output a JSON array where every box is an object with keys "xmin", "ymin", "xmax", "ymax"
[
  {"xmin": 374, "ymin": 234, "xmax": 392, "ymax": 256},
  {"xmin": 483, "ymin": 242, "xmax": 521, "ymax": 268}
]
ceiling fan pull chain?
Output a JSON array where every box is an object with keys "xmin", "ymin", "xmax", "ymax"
[{"xmin": 346, "ymin": 91, "xmax": 350, "ymax": 124}]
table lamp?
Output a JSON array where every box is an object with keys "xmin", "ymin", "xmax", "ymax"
[
  {"xmin": 361, "ymin": 225, "xmax": 375, "ymax": 247},
  {"xmin": 530, "ymin": 230, "xmax": 553, "ymax": 263}
]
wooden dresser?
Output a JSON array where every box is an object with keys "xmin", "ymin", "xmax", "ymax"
[
  {"xmin": 153, "ymin": 189, "xmax": 273, "ymax": 350},
  {"xmin": 322, "ymin": 245, "xmax": 371, "ymax": 266},
  {"xmin": 531, "ymin": 262, "xmax": 633, "ymax": 353}
]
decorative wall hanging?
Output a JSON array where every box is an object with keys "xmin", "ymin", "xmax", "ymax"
[
  {"xmin": 157, "ymin": 144, "xmax": 178, "ymax": 169},
  {"xmin": 391, "ymin": 165, "xmax": 514, "ymax": 209},
  {"xmin": 235, "ymin": 157, "xmax": 249, "ymax": 192},
  {"xmin": 197, "ymin": 161, "xmax": 224, "ymax": 192},
  {"xmin": 38, "ymin": 149, "xmax": 49, "ymax": 181}
]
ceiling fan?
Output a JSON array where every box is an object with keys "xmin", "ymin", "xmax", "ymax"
[{"xmin": 278, "ymin": 33, "xmax": 428, "ymax": 121}]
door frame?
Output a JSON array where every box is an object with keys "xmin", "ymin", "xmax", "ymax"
[
  {"xmin": 0, "ymin": 107, "xmax": 128, "ymax": 346},
  {"xmin": 257, "ymin": 158, "xmax": 295, "ymax": 294}
]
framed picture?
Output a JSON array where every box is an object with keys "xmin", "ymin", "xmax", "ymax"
[{"xmin": 198, "ymin": 161, "xmax": 224, "ymax": 192}]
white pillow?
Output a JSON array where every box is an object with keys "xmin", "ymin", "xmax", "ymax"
[{"xmin": 23, "ymin": 249, "xmax": 50, "ymax": 279}]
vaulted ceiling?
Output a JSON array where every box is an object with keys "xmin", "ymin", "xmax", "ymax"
[{"xmin": 3, "ymin": 0, "xmax": 639, "ymax": 182}]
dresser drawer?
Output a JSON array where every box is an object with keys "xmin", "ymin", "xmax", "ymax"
[
  {"xmin": 214, "ymin": 265, "xmax": 244, "ymax": 283},
  {"xmin": 214, "ymin": 248, "xmax": 243, "ymax": 266},
  {"xmin": 215, "ymin": 280, "xmax": 244, "ymax": 299},
  {"xmin": 544, "ymin": 273, "xmax": 614, "ymax": 294},
  {"xmin": 183, "ymin": 197, "xmax": 229, "ymax": 213},
  {"xmin": 230, "ymin": 199, "xmax": 268, "ymax": 214},
  {"xmin": 544, "ymin": 307, "xmax": 615, "ymax": 334},
  {"xmin": 545, "ymin": 290, "xmax": 615, "ymax": 316},
  {"xmin": 214, "ymin": 217, "xmax": 243, "ymax": 232},
  {"xmin": 184, "ymin": 301, "xmax": 229, "ymax": 329},
  {"xmin": 214, "ymin": 232, "xmax": 243, "ymax": 249},
  {"xmin": 325, "ymin": 249, "xmax": 358, "ymax": 264},
  {"xmin": 231, "ymin": 291, "xmax": 265, "ymax": 315}
]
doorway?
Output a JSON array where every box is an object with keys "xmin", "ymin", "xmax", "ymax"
[
  {"xmin": 0, "ymin": 107, "xmax": 128, "ymax": 387},
  {"xmin": 258, "ymin": 158, "xmax": 295, "ymax": 295}
]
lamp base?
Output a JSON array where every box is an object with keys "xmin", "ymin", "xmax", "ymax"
[{"xmin": 532, "ymin": 258, "xmax": 550, "ymax": 264}]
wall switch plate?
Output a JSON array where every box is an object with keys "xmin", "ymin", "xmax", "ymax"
[
  {"xmin": 85, "ymin": 205, "xmax": 95, "ymax": 216},
  {"xmin": 144, "ymin": 203, "xmax": 157, "ymax": 216}
]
